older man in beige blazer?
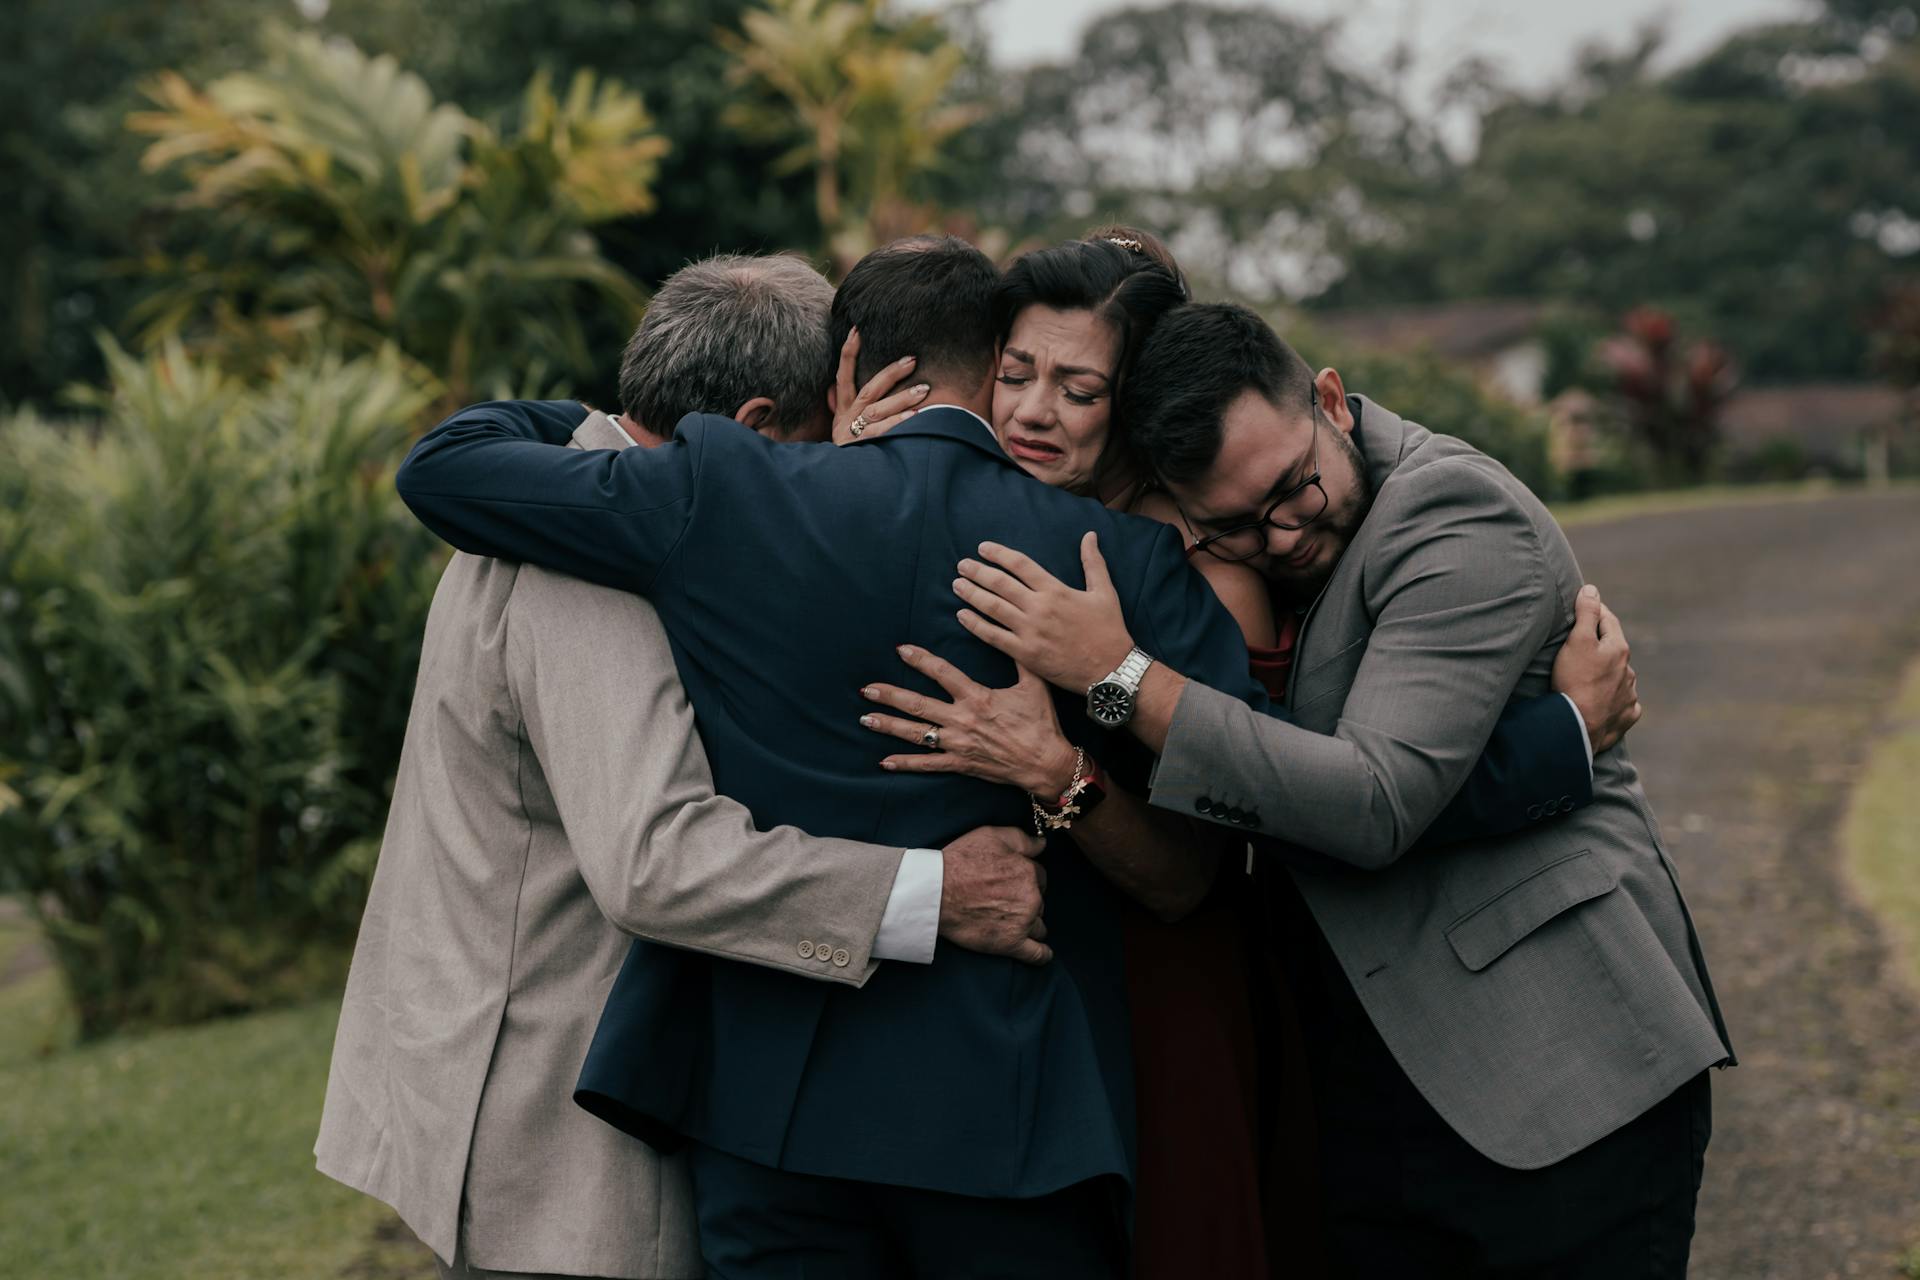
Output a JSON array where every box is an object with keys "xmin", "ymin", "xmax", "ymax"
[{"xmin": 315, "ymin": 256, "xmax": 1045, "ymax": 1279}]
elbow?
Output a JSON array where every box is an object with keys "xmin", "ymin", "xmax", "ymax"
[
  {"xmin": 1326, "ymin": 794, "xmax": 1419, "ymax": 873},
  {"xmin": 394, "ymin": 445, "xmax": 429, "ymax": 508},
  {"xmin": 1148, "ymin": 881, "xmax": 1210, "ymax": 924},
  {"xmin": 1142, "ymin": 853, "xmax": 1221, "ymax": 922}
]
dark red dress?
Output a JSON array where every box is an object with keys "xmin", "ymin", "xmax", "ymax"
[{"xmin": 1122, "ymin": 612, "xmax": 1325, "ymax": 1278}]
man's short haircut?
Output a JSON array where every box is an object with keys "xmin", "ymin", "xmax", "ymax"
[
  {"xmin": 617, "ymin": 253, "xmax": 835, "ymax": 437},
  {"xmin": 1127, "ymin": 303, "xmax": 1318, "ymax": 484},
  {"xmin": 829, "ymin": 235, "xmax": 1000, "ymax": 389}
]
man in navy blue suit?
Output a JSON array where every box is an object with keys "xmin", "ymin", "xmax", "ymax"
[{"xmin": 396, "ymin": 238, "xmax": 1608, "ymax": 1278}]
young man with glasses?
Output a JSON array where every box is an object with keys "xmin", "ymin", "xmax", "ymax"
[{"xmin": 956, "ymin": 302, "xmax": 1733, "ymax": 1279}]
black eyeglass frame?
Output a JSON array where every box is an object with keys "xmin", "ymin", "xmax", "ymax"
[{"xmin": 1179, "ymin": 390, "xmax": 1331, "ymax": 564}]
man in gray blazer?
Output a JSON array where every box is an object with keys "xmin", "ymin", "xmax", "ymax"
[
  {"xmin": 315, "ymin": 255, "xmax": 1047, "ymax": 1280},
  {"xmin": 961, "ymin": 303, "xmax": 1733, "ymax": 1278}
]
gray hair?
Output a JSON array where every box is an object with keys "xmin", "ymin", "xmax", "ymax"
[{"xmin": 617, "ymin": 253, "xmax": 836, "ymax": 437}]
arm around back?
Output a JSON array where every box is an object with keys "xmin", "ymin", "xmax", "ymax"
[
  {"xmin": 397, "ymin": 400, "xmax": 708, "ymax": 593},
  {"xmin": 504, "ymin": 565, "xmax": 903, "ymax": 985}
]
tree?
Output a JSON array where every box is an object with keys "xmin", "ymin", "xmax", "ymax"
[
  {"xmin": 127, "ymin": 27, "xmax": 664, "ymax": 404},
  {"xmin": 959, "ymin": 2, "xmax": 1442, "ymax": 300},
  {"xmin": 718, "ymin": 0, "xmax": 983, "ymax": 269},
  {"xmin": 1322, "ymin": 19, "xmax": 1920, "ymax": 384}
]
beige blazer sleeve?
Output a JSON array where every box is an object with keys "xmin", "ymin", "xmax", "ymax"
[{"xmin": 503, "ymin": 563, "xmax": 904, "ymax": 986}]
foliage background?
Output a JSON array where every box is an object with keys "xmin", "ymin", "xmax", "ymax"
[{"xmin": 2, "ymin": 0, "xmax": 1916, "ymax": 1045}]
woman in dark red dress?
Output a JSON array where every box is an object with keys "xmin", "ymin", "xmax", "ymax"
[{"xmin": 844, "ymin": 228, "xmax": 1320, "ymax": 1278}]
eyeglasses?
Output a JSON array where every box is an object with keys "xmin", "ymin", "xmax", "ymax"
[{"xmin": 1181, "ymin": 392, "xmax": 1330, "ymax": 564}]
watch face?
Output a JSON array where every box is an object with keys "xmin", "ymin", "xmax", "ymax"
[{"xmin": 1088, "ymin": 680, "xmax": 1132, "ymax": 726}]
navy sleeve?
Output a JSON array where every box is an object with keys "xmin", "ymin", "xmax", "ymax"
[
  {"xmin": 1414, "ymin": 692, "xmax": 1594, "ymax": 847},
  {"xmin": 396, "ymin": 400, "xmax": 706, "ymax": 593}
]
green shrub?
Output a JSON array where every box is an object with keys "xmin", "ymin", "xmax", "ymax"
[{"xmin": 0, "ymin": 340, "xmax": 444, "ymax": 1037}]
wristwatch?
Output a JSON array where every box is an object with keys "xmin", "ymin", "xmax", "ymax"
[{"xmin": 1086, "ymin": 647, "xmax": 1155, "ymax": 728}]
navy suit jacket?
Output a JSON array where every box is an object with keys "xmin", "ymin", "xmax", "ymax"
[{"xmin": 396, "ymin": 401, "xmax": 1591, "ymax": 1198}]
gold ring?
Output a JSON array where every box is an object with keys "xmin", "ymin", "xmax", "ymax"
[
  {"xmin": 921, "ymin": 727, "xmax": 940, "ymax": 750},
  {"xmin": 849, "ymin": 413, "xmax": 870, "ymax": 437}
]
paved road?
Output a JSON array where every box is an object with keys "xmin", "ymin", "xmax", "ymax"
[{"xmin": 1567, "ymin": 489, "xmax": 1920, "ymax": 1279}]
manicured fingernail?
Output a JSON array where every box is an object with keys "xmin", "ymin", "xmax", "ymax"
[
  {"xmin": 880, "ymin": 760, "xmax": 897, "ymax": 771},
  {"xmin": 912, "ymin": 383, "xmax": 930, "ymax": 395},
  {"xmin": 958, "ymin": 558, "xmax": 978, "ymax": 572},
  {"xmin": 860, "ymin": 714, "xmax": 876, "ymax": 728},
  {"xmin": 897, "ymin": 644, "xmax": 914, "ymax": 658},
  {"xmin": 860, "ymin": 687, "xmax": 875, "ymax": 699},
  {"xmin": 952, "ymin": 578, "xmax": 966, "ymax": 594},
  {"xmin": 903, "ymin": 408, "xmax": 918, "ymax": 418}
]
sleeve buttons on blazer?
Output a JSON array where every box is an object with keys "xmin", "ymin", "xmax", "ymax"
[
  {"xmin": 1559, "ymin": 795, "xmax": 1575, "ymax": 813},
  {"xmin": 832, "ymin": 948, "xmax": 851, "ymax": 968},
  {"xmin": 1225, "ymin": 806, "xmax": 1245, "ymax": 824},
  {"xmin": 797, "ymin": 940, "xmax": 816, "ymax": 959},
  {"xmin": 1526, "ymin": 803, "xmax": 1543, "ymax": 821},
  {"xmin": 1195, "ymin": 796, "xmax": 1214, "ymax": 814}
]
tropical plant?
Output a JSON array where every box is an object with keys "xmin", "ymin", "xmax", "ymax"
[
  {"xmin": 720, "ymin": 0, "xmax": 983, "ymax": 268},
  {"xmin": 126, "ymin": 26, "xmax": 664, "ymax": 403},
  {"xmin": 0, "ymin": 339, "xmax": 445, "ymax": 1037},
  {"xmin": 1596, "ymin": 306, "xmax": 1738, "ymax": 483}
]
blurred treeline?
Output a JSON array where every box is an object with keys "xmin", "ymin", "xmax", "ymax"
[
  {"xmin": 3, "ymin": 0, "xmax": 1917, "ymax": 1039},
  {"xmin": 6, "ymin": 0, "xmax": 1919, "ymax": 407}
]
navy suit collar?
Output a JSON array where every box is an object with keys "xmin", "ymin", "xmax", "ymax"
[{"xmin": 851, "ymin": 405, "xmax": 1022, "ymax": 470}]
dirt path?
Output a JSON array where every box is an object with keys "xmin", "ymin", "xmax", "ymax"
[{"xmin": 1567, "ymin": 488, "xmax": 1920, "ymax": 1279}]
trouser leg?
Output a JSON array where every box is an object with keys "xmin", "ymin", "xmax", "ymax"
[
  {"xmin": 686, "ymin": 1143, "xmax": 899, "ymax": 1280},
  {"xmin": 878, "ymin": 1175, "xmax": 1128, "ymax": 1280}
]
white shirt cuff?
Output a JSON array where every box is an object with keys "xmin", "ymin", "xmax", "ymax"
[
  {"xmin": 1560, "ymin": 692, "xmax": 1595, "ymax": 781},
  {"xmin": 871, "ymin": 847, "xmax": 943, "ymax": 964}
]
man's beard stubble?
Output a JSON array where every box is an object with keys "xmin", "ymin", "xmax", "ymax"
[{"xmin": 1265, "ymin": 426, "xmax": 1373, "ymax": 605}]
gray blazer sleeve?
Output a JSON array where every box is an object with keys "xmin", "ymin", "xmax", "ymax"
[
  {"xmin": 1150, "ymin": 460, "xmax": 1560, "ymax": 870},
  {"xmin": 503, "ymin": 565, "xmax": 905, "ymax": 985}
]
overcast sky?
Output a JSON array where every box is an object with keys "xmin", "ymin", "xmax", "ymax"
[{"xmin": 928, "ymin": 0, "xmax": 1810, "ymax": 112}]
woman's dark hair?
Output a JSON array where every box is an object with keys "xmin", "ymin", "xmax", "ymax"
[{"xmin": 990, "ymin": 224, "xmax": 1190, "ymax": 491}]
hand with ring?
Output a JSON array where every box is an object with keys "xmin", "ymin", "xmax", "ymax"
[
  {"xmin": 831, "ymin": 328, "xmax": 932, "ymax": 446},
  {"xmin": 860, "ymin": 644, "xmax": 1081, "ymax": 797}
]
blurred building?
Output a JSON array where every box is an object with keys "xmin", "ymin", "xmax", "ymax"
[
  {"xmin": 1312, "ymin": 299, "xmax": 1553, "ymax": 404},
  {"xmin": 1717, "ymin": 383, "xmax": 1910, "ymax": 480}
]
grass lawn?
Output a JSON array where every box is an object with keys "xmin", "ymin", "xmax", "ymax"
[
  {"xmin": 0, "ymin": 917, "xmax": 432, "ymax": 1280},
  {"xmin": 1845, "ymin": 657, "xmax": 1920, "ymax": 997}
]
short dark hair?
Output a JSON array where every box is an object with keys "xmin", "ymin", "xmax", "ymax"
[
  {"xmin": 618, "ymin": 253, "xmax": 834, "ymax": 437},
  {"xmin": 830, "ymin": 236, "xmax": 1000, "ymax": 388},
  {"xmin": 991, "ymin": 232, "xmax": 1190, "ymax": 482},
  {"xmin": 1128, "ymin": 303, "xmax": 1318, "ymax": 484}
]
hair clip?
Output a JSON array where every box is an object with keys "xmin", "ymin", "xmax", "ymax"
[{"xmin": 1105, "ymin": 236, "xmax": 1144, "ymax": 253}]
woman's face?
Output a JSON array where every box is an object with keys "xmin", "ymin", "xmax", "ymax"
[{"xmin": 990, "ymin": 306, "xmax": 1120, "ymax": 495}]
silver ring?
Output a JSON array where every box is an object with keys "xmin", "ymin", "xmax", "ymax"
[
  {"xmin": 920, "ymin": 727, "xmax": 940, "ymax": 750},
  {"xmin": 849, "ymin": 413, "xmax": 870, "ymax": 437}
]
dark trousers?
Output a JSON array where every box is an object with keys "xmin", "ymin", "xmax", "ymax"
[
  {"xmin": 686, "ymin": 1143, "xmax": 1127, "ymax": 1280},
  {"xmin": 1272, "ymin": 876, "xmax": 1712, "ymax": 1279}
]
